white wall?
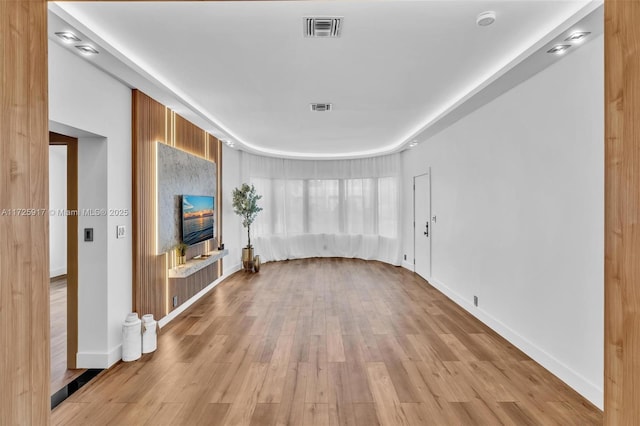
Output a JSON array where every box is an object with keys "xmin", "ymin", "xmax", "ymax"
[
  {"xmin": 401, "ymin": 35, "xmax": 603, "ymax": 407},
  {"xmin": 77, "ymin": 137, "xmax": 110, "ymax": 362},
  {"xmin": 49, "ymin": 40, "xmax": 132, "ymax": 367},
  {"xmin": 49, "ymin": 146, "xmax": 67, "ymax": 277},
  {"xmin": 222, "ymin": 146, "xmax": 242, "ymax": 274}
]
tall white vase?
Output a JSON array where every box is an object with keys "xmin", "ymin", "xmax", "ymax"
[
  {"xmin": 122, "ymin": 313, "xmax": 142, "ymax": 362},
  {"xmin": 142, "ymin": 314, "xmax": 157, "ymax": 354}
]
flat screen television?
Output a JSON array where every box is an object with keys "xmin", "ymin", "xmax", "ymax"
[{"xmin": 181, "ymin": 194, "xmax": 215, "ymax": 246}]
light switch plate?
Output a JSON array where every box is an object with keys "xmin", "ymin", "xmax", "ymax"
[{"xmin": 116, "ymin": 225, "xmax": 126, "ymax": 239}]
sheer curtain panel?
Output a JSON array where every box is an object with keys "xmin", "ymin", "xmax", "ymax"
[{"xmin": 241, "ymin": 152, "xmax": 402, "ymax": 265}]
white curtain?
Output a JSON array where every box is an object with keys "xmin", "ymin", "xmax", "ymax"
[{"xmin": 240, "ymin": 152, "xmax": 402, "ymax": 265}]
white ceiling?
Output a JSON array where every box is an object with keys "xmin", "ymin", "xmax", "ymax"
[{"xmin": 51, "ymin": 0, "xmax": 602, "ymax": 159}]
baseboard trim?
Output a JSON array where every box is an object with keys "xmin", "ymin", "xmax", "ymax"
[
  {"xmin": 427, "ymin": 277, "xmax": 603, "ymax": 410},
  {"xmin": 107, "ymin": 345, "xmax": 122, "ymax": 368},
  {"xmin": 158, "ymin": 263, "xmax": 242, "ymax": 329},
  {"xmin": 50, "ymin": 267, "xmax": 67, "ymax": 278},
  {"xmin": 401, "ymin": 260, "xmax": 414, "ymax": 272},
  {"xmin": 224, "ymin": 262, "xmax": 242, "ymax": 276},
  {"xmin": 76, "ymin": 351, "xmax": 110, "ymax": 369}
]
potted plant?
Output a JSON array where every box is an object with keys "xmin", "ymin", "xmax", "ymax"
[
  {"xmin": 232, "ymin": 183, "xmax": 263, "ymax": 271},
  {"xmin": 175, "ymin": 242, "xmax": 188, "ymax": 266}
]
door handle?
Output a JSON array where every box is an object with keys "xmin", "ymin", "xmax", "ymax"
[{"xmin": 424, "ymin": 221, "xmax": 429, "ymax": 237}]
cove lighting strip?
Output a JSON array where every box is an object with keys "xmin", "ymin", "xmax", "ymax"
[{"xmin": 56, "ymin": 1, "xmax": 600, "ymax": 159}]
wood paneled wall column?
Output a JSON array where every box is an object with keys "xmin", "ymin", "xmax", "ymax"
[
  {"xmin": 605, "ymin": 0, "xmax": 640, "ymax": 423},
  {"xmin": 0, "ymin": 0, "xmax": 50, "ymax": 423},
  {"xmin": 132, "ymin": 90, "xmax": 169, "ymax": 319}
]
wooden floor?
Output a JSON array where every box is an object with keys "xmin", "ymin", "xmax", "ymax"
[
  {"xmin": 50, "ymin": 277, "xmax": 85, "ymax": 395},
  {"xmin": 51, "ymin": 258, "xmax": 601, "ymax": 425}
]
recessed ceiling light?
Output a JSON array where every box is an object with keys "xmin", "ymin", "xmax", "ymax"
[
  {"xmin": 547, "ymin": 44, "xmax": 571, "ymax": 55},
  {"xmin": 75, "ymin": 45, "xmax": 99, "ymax": 56},
  {"xmin": 565, "ymin": 31, "xmax": 591, "ymax": 43},
  {"xmin": 55, "ymin": 31, "xmax": 81, "ymax": 44},
  {"xmin": 476, "ymin": 11, "xmax": 496, "ymax": 27}
]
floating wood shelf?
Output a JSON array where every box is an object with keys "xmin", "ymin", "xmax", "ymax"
[{"xmin": 168, "ymin": 249, "xmax": 228, "ymax": 278}]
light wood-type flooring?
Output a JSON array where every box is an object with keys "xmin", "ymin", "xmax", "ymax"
[
  {"xmin": 51, "ymin": 258, "xmax": 601, "ymax": 425},
  {"xmin": 50, "ymin": 277, "xmax": 86, "ymax": 394}
]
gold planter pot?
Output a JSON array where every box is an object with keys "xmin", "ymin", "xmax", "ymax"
[
  {"xmin": 242, "ymin": 247, "xmax": 254, "ymax": 272},
  {"xmin": 253, "ymin": 255, "xmax": 261, "ymax": 273}
]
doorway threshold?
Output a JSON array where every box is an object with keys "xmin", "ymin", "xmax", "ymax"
[{"xmin": 51, "ymin": 368, "xmax": 103, "ymax": 410}]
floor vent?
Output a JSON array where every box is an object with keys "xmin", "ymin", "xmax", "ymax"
[
  {"xmin": 310, "ymin": 103, "xmax": 333, "ymax": 112},
  {"xmin": 304, "ymin": 17, "xmax": 342, "ymax": 38}
]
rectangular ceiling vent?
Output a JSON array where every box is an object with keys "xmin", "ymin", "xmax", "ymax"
[
  {"xmin": 305, "ymin": 17, "xmax": 342, "ymax": 38},
  {"xmin": 310, "ymin": 103, "xmax": 332, "ymax": 112}
]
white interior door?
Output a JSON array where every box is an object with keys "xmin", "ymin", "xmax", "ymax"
[{"xmin": 414, "ymin": 172, "xmax": 431, "ymax": 280}]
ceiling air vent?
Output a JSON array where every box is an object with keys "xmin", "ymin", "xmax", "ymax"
[
  {"xmin": 310, "ymin": 103, "xmax": 332, "ymax": 112},
  {"xmin": 305, "ymin": 17, "xmax": 342, "ymax": 38}
]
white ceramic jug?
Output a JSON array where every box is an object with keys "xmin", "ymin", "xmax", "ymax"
[
  {"xmin": 142, "ymin": 314, "xmax": 157, "ymax": 354},
  {"xmin": 122, "ymin": 312, "xmax": 142, "ymax": 362}
]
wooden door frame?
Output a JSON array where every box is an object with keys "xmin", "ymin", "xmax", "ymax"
[{"xmin": 49, "ymin": 132, "xmax": 79, "ymax": 370}]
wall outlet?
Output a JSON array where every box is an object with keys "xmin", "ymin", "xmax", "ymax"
[
  {"xmin": 84, "ymin": 228, "xmax": 93, "ymax": 242},
  {"xmin": 404, "ymin": 254, "xmax": 407, "ymax": 260},
  {"xmin": 473, "ymin": 295, "xmax": 478, "ymax": 307},
  {"xmin": 116, "ymin": 225, "xmax": 126, "ymax": 239},
  {"xmin": 172, "ymin": 296, "xmax": 178, "ymax": 307}
]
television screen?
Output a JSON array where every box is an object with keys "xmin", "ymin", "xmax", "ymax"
[{"xmin": 182, "ymin": 195, "xmax": 215, "ymax": 246}]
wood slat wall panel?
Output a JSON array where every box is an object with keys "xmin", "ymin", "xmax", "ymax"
[
  {"xmin": 174, "ymin": 114, "xmax": 205, "ymax": 157},
  {"xmin": 132, "ymin": 90, "xmax": 168, "ymax": 319},
  {"xmin": 604, "ymin": 1, "xmax": 640, "ymax": 424},
  {"xmin": 132, "ymin": 90, "xmax": 222, "ymax": 320},
  {"xmin": 209, "ymin": 133, "xmax": 223, "ymax": 276},
  {"xmin": 207, "ymin": 134, "xmax": 218, "ymax": 164},
  {"xmin": 0, "ymin": 0, "xmax": 50, "ymax": 423}
]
